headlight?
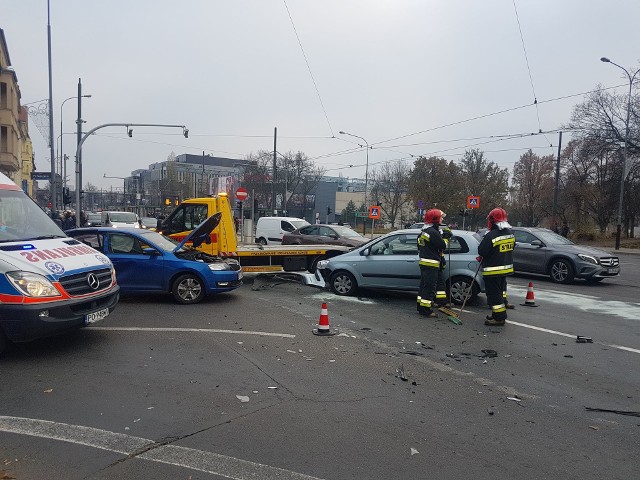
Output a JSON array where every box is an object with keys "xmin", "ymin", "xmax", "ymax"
[
  {"xmin": 577, "ymin": 254, "xmax": 598, "ymax": 265},
  {"xmin": 6, "ymin": 272, "xmax": 61, "ymax": 297},
  {"xmin": 316, "ymin": 260, "xmax": 330, "ymax": 270},
  {"xmin": 208, "ymin": 263, "xmax": 230, "ymax": 271}
]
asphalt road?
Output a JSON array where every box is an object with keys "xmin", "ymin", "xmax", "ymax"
[{"xmin": 1, "ymin": 255, "xmax": 639, "ymax": 480}]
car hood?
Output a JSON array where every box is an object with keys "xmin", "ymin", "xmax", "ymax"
[
  {"xmin": 0, "ymin": 238, "xmax": 111, "ymax": 280},
  {"xmin": 549, "ymin": 243, "xmax": 615, "ymax": 257},
  {"xmin": 173, "ymin": 213, "xmax": 221, "ymax": 252}
]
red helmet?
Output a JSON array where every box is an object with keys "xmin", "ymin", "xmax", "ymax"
[
  {"xmin": 424, "ymin": 208, "xmax": 445, "ymax": 225},
  {"xmin": 487, "ymin": 207, "xmax": 508, "ymax": 229}
]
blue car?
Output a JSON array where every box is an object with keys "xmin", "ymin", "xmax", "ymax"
[{"xmin": 67, "ymin": 213, "xmax": 242, "ymax": 304}]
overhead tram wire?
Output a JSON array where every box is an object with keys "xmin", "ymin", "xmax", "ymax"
[
  {"xmin": 283, "ymin": 0, "xmax": 334, "ymax": 136},
  {"xmin": 512, "ymin": 0, "xmax": 548, "ymax": 146},
  {"xmin": 367, "ymin": 83, "xmax": 627, "ymax": 149}
]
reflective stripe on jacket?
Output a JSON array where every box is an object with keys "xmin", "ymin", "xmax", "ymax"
[
  {"xmin": 478, "ymin": 227, "xmax": 515, "ymax": 277},
  {"xmin": 417, "ymin": 225, "xmax": 446, "ymax": 269}
]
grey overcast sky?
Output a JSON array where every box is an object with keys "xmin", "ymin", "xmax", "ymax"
[{"xmin": 2, "ymin": 0, "xmax": 639, "ymax": 190}]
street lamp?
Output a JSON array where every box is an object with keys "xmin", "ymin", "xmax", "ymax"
[
  {"xmin": 104, "ymin": 173, "xmax": 126, "ymax": 209},
  {"xmin": 339, "ymin": 130, "xmax": 370, "ymax": 234},
  {"xmin": 600, "ymin": 57, "xmax": 640, "ymax": 250}
]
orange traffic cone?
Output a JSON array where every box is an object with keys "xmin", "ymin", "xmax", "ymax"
[
  {"xmin": 313, "ymin": 302, "xmax": 337, "ymax": 336},
  {"xmin": 520, "ymin": 282, "xmax": 538, "ymax": 307}
]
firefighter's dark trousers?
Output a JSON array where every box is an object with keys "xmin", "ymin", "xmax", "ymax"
[
  {"xmin": 417, "ymin": 266, "xmax": 439, "ymax": 314},
  {"xmin": 484, "ymin": 275, "xmax": 508, "ymax": 321}
]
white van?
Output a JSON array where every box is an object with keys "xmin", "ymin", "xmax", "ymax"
[
  {"xmin": 101, "ymin": 210, "xmax": 140, "ymax": 228},
  {"xmin": 0, "ymin": 173, "xmax": 120, "ymax": 354},
  {"xmin": 255, "ymin": 216, "xmax": 310, "ymax": 245}
]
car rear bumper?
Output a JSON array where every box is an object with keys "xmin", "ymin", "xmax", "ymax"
[{"xmin": 0, "ymin": 286, "xmax": 120, "ymax": 343}]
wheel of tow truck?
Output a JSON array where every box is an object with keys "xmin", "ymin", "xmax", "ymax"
[
  {"xmin": 172, "ymin": 273, "xmax": 205, "ymax": 304},
  {"xmin": 448, "ymin": 275, "xmax": 476, "ymax": 305},
  {"xmin": 256, "ymin": 237, "xmax": 267, "ymax": 245},
  {"xmin": 330, "ymin": 270, "xmax": 357, "ymax": 296},
  {"xmin": 549, "ymin": 258, "xmax": 574, "ymax": 284}
]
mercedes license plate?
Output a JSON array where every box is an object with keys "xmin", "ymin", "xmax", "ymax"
[
  {"xmin": 607, "ymin": 268, "xmax": 619, "ymax": 274},
  {"xmin": 85, "ymin": 308, "xmax": 109, "ymax": 325}
]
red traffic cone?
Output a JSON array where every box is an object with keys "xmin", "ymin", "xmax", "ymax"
[
  {"xmin": 313, "ymin": 302, "xmax": 337, "ymax": 336},
  {"xmin": 520, "ymin": 282, "xmax": 538, "ymax": 307}
]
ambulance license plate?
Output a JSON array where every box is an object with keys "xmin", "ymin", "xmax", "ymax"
[{"xmin": 85, "ymin": 308, "xmax": 109, "ymax": 325}]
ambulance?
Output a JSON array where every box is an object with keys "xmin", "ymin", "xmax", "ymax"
[{"xmin": 0, "ymin": 173, "xmax": 120, "ymax": 354}]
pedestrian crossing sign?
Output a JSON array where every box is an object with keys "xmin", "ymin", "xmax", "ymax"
[
  {"xmin": 369, "ymin": 206, "xmax": 381, "ymax": 219},
  {"xmin": 467, "ymin": 196, "xmax": 480, "ymax": 209}
]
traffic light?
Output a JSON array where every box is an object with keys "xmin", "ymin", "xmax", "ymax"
[
  {"xmin": 327, "ymin": 206, "xmax": 332, "ymax": 215},
  {"xmin": 236, "ymin": 201, "xmax": 242, "ymax": 209},
  {"xmin": 164, "ymin": 197, "xmax": 171, "ymax": 206},
  {"xmin": 459, "ymin": 209, "xmax": 469, "ymax": 217},
  {"xmin": 63, "ymin": 187, "xmax": 71, "ymax": 205}
]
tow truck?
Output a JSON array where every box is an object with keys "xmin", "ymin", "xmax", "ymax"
[{"xmin": 156, "ymin": 195, "xmax": 351, "ymax": 273}]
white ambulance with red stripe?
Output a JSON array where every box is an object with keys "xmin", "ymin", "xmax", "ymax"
[{"xmin": 0, "ymin": 172, "xmax": 120, "ymax": 354}]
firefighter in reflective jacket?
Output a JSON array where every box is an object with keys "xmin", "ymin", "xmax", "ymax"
[
  {"xmin": 417, "ymin": 209, "xmax": 447, "ymax": 317},
  {"xmin": 478, "ymin": 207, "xmax": 515, "ymax": 326}
]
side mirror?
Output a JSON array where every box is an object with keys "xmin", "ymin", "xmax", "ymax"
[
  {"xmin": 143, "ymin": 247, "xmax": 160, "ymax": 256},
  {"xmin": 360, "ymin": 248, "xmax": 370, "ymax": 256},
  {"xmin": 531, "ymin": 240, "xmax": 543, "ymax": 247}
]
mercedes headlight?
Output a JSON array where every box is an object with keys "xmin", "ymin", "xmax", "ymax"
[
  {"xmin": 316, "ymin": 259, "xmax": 330, "ymax": 270},
  {"xmin": 208, "ymin": 263, "xmax": 230, "ymax": 271},
  {"xmin": 6, "ymin": 272, "xmax": 61, "ymax": 297},
  {"xmin": 577, "ymin": 254, "xmax": 598, "ymax": 265}
]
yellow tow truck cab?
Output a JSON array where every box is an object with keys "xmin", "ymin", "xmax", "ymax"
[{"xmin": 157, "ymin": 195, "xmax": 351, "ymax": 273}]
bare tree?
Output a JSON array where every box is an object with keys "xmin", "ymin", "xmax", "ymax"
[
  {"xmin": 369, "ymin": 160, "xmax": 412, "ymax": 228},
  {"xmin": 510, "ymin": 150, "xmax": 555, "ymax": 226},
  {"xmin": 459, "ymin": 149, "xmax": 510, "ymax": 229},
  {"xmin": 407, "ymin": 156, "xmax": 464, "ymax": 221}
]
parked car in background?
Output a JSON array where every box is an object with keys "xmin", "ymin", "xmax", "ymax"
[
  {"xmin": 511, "ymin": 227, "xmax": 620, "ymax": 283},
  {"xmin": 314, "ymin": 228, "xmax": 484, "ymax": 304},
  {"xmin": 140, "ymin": 217, "xmax": 158, "ymax": 230},
  {"xmin": 101, "ymin": 211, "xmax": 140, "ymax": 228},
  {"xmin": 282, "ymin": 224, "xmax": 368, "ymax": 248},
  {"xmin": 86, "ymin": 212, "xmax": 102, "ymax": 227},
  {"xmin": 255, "ymin": 216, "xmax": 310, "ymax": 245},
  {"xmin": 67, "ymin": 214, "xmax": 242, "ymax": 304}
]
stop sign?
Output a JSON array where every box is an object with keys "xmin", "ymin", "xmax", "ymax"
[{"xmin": 236, "ymin": 187, "xmax": 248, "ymax": 201}]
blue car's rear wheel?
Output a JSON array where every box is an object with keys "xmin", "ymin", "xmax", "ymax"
[{"xmin": 172, "ymin": 273, "xmax": 205, "ymax": 304}]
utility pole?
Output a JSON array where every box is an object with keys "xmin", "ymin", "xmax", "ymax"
[
  {"xmin": 552, "ymin": 131, "xmax": 563, "ymax": 228},
  {"xmin": 76, "ymin": 78, "xmax": 83, "ymax": 213},
  {"xmin": 46, "ymin": 0, "xmax": 56, "ymax": 213},
  {"xmin": 201, "ymin": 150, "xmax": 205, "ymax": 197},
  {"xmin": 272, "ymin": 127, "xmax": 277, "ymax": 214}
]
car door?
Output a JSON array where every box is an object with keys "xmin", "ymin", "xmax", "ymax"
[
  {"xmin": 513, "ymin": 230, "xmax": 546, "ymax": 274},
  {"xmin": 106, "ymin": 233, "xmax": 164, "ymax": 292},
  {"xmin": 318, "ymin": 226, "xmax": 340, "ymax": 245},
  {"xmin": 354, "ymin": 233, "xmax": 420, "ymax": 290},
  {"xmin": 299, "ymin": 225, "xmax": 321, "ymax": 245}
]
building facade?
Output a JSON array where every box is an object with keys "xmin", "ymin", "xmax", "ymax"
[{"xmin": 0, "ymin": 28, "xmax": 33, "ymax": 195}]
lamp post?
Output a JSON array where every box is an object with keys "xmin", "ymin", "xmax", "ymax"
[
  {"xmin": 600, "ymin": 57, "xmax": 640, "ymax": 250},
  {"xmin": 339, "ymin": 130, "xmax": 370, "ymax": 235},
  {"xmin": 60, "ymin": 94, "xmax": 91, "ymax": 195},
  {"xmin": 104, "ymin": 174, "xmax": 126, "ymax": 209}
]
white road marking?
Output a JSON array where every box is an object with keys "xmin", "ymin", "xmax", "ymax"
[
  {"xmin": 0, "ymin": 416, "xmax": 324, "ymax": 480},
  {"xmin": 506, "ymin": 320, "xmax": 640, "ymax": 355},
  {"xmin": 90, "ymin": 327, "xmax": 295, "ymax": 338},
  {"xmin": 507, "ymin": 284, "xmax": 640, "ymax": 321}
]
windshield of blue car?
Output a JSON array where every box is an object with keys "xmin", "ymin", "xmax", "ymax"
[
  {"xmin": 138, "ymin": 230, "xmax": 183, "ymax": 251},
  {"xmin": 331, "ymin": 226, "xmax": 364, "ymax": 238},
  {"xmin": 534, "ymin": 230, "xmax": 574, "ymax": 245},
  {"xmin": 108, "ymin": 212, "xmax": 138, "ymax": 223}
]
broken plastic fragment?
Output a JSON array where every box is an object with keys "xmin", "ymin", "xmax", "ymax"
[
  {"xmin": 507, "ymin": 396, "xmax": 521, "ymax": 402},
  {"xmin": 236, "ymin": 395, "xmax": 250, "ymax": 403},
  {"xmin": 410, "ymin": 448, "xmax": 420, "ymax": 456}
]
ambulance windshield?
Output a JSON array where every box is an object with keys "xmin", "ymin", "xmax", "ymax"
[{"xmin": 0, "ymin": 189, "xmax": 66, "ymax": 243}]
